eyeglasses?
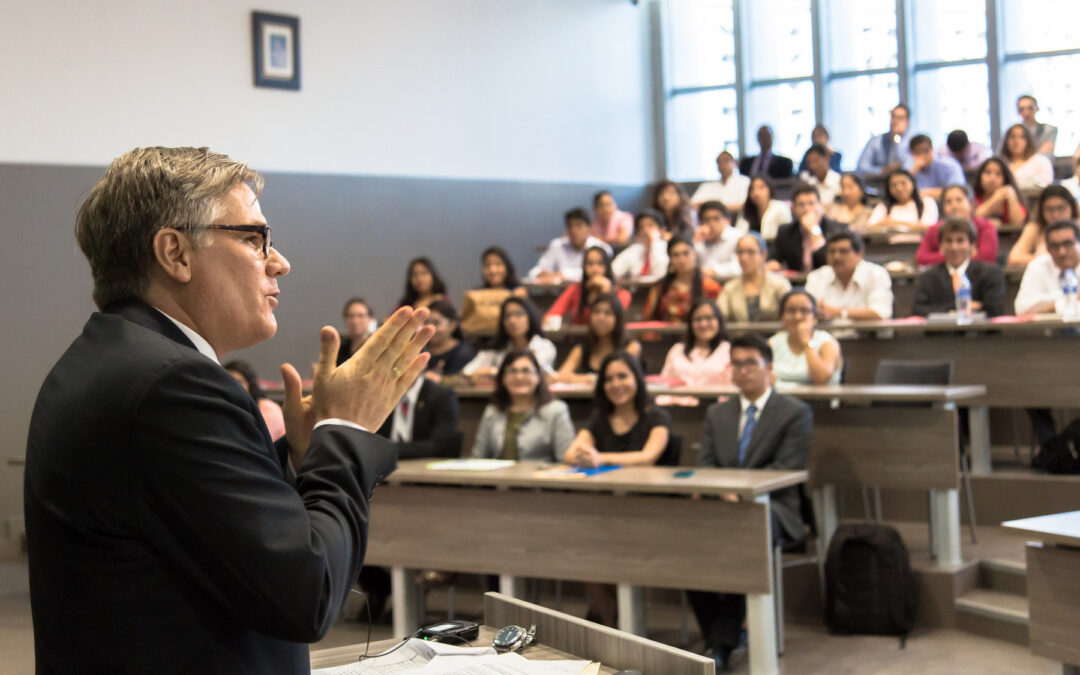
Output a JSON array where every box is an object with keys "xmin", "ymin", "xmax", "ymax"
[
  {"xmin": 178, "ymin": 224, "xmax": 273, "ymax": 258},
  {"xmin": 1048, "ymin": 239, "xmax": 1078, "ymax": 252},
  {"xmin": 692, "ymin": 314, "xmax": 719, "ymax": 323},
  {"xmin": 783, "ymin": 307, "xmax": 815, "ymax": 317},
  {"xmin": 731, "ymin": 359, "xmax": 763, "ymax": 371}
]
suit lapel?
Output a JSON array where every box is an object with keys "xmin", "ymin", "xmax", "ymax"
[
  {"xmin": 744, "ymin": 394, "xmax": 779, "ymax": 466},
  {"xmin": 104, "ymin": 297, "xmax": 197, "ymax": 351}
]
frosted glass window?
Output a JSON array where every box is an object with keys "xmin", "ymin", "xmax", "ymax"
[
  {"xmin": 1002, "ymin": 0, "xmax": 1080, "ymax": 54},
  {"xmin": 825, "ymin": 74, "xmax": 901, "ymax": 171},
  {"xmin": 744, "ymin": 0, "xmax": 813, "ymax": 80},
  {"xmin": 823, "ymin": 0, "xmax": 898, "ymax": 72},
  {"xmin": 667, "ymin": 89, "xmax": 740, "ymax": 181},
  {"xmin": 666, "ymin": 0, "xmax": 737, "ymax": 89},
  {"xmin": 911, "ymin": 0, "xmax": 986, "ymax": 63},
  {"xmin": 914, "ymin": 65, "xmax": 991, "ymax": 148},
  {"xmin": 744, "ymin": 81, "xmax": 817, "ymax": 159},
  {"xmin": 1002, "ymin": 55, "xmax": 1080, "ymax": 156}
]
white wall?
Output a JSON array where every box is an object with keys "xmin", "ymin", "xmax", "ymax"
[{"xmin": 0, "ymin": 0, "xmax": 656, "ymax": 185}]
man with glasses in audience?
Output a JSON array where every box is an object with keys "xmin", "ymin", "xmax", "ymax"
[
  {"xmin": 1014, "ymin": 219, "xmax": 1080, "ymax": 315},
  {"xmin": 805, "ymin": 230, "xmax": 894, "ymax": 321},
  {"xmin": 686, "ymin": 333, "xmax": 812, "ymax": 671},
  {"xmin": 769, "ymin": 183, "xmax": 847, "ymax": 273},
  {"xmin": 857, "ymin": 104, "xmax": 913, "ymax": 178},
  {"xmin": 999, "ymin": 95, "xmax": 1057, "ymax": 157}
]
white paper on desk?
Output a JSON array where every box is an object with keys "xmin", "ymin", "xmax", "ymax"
[
  {"xmin": 415, "ymin": 652, "xmax": 589, "ymax": 674},
  {"xmin": 426, "ymin": 459, "xmax": 516, "ymax": 471},
  {"xmin": 312, "ymin": 638, "xmax": 496, "ymax": 674}
]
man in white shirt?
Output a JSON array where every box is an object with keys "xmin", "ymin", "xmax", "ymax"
[
  {"xmin": 798, "ymin": 144, "xmax": 841, "ymax": 205},
  {"xmin": 691, "ymin": 150, "xmax": 751, "ymax": 213},
  {"xmin": 611, "ymin": 209, "xmax": 668, "ymax": 281},
  {"xmin": 805, "ymin": 231, "xmax": 894, "ymax": 320},
  {"xmin": 694, "ymin": 201, "xmax": 743, "ymax": 280},
  {"xmin": 529, "ymin": 207, "xmax": 613, "ymax": 282},
  {"xmin": 1014, "ymin": 220, "xmax": 1080, "ymax": 315}
]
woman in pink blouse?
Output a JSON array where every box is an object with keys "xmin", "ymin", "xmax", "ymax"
[
  {"xmin": 590, "ymin": 190, "xmax": 634, "ymax": 247},
  {"xmin": 659, "ymin": 299, "xmax": 732, "ymax": 386}
]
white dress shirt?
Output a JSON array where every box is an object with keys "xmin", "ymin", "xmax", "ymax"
[
  {"xmin": 739, "ymin": 388, "xmax": 772, "ymax": 437},
  {"xmin": 735, "ymin": 200, "xmax": 792, "ymax": 240},
  {"xmin": 528, "ymin": 235, "xmax": 613, "ymax": 281},
  {"xmin": 1014, "ymin": 254, "xmax": 1080, "ymax": 315},
  {"xmin": 390, "ymin": 375, "xmax": 425, "ymax": 442},
  {"xmin": 695, "ymin": 225, "xmax": 744, "ymax": 279},
  {"xmin": 798, "ymin": 169, "xmax": 842, "ymax": 205},
  {"xmin": 805, "ymin": 259, "xmax": 894, "ymax": 319},
  {"xmin": 611, "ymin": 237, "xmax": 669, "ymax": 281},
  {"xmin": 691, "ymin": 174, "xmax": 751, "ymax": 207}
]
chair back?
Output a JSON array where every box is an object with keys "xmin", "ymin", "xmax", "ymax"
[
  {"xmin": 873, "ymin": 359, "xmax": 954, "ymax": 386},
  {"xmin": 655, "ymin": 433, "xmax": 683, "ymax": 467}
]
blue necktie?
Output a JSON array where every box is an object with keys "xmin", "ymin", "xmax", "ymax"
[{"xmin": 738, "ymin": 404, "xmax": 757, "ymax": 466}]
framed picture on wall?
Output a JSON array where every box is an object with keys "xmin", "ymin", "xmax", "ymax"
[{"xmin": 252, "ymin": 11, "xmax": 300, "ymax": 90}]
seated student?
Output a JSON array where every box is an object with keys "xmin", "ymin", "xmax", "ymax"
[
  {"xmin": 686, "ymin": 333, "xmax": 812, "ymax": 670},
  {"xmin": 866, "ymin": 168, "xmax": 939, "ymax": 231},
  {"xmin": 1008, "ymin": 94, "xmax": 1058, "ymax": 156},
  {"xmin": 653, "ymin": 180, "xmax": 698, "ymax": 240},
  {"xmin": 397, "ymin": 256, "xmax": 448, "ymax": 310},
  {"xmin": 423, "ymin": 300, "xmax": 476, "ymax": 380},
  {"xmin": 643, "ymin": 237, "xmax": 722, "ymax": 322},
  {"xmin": 463, "ymin": 297, "xmax": 557, "ymax": 380},
  {"xmin": 1014, "ymin": 219, "xmax": 1080, "ymax": 315},
  {"xmin": 805, "ymin": 231, "xmax": 894, "ymax": 321},
  {"xmin": 1001, "ymin": 123, "xmax": 1055, "ymax": 191},
  {"xmin": 337, "ymin": 297, "xmax": 376, "ymax": 366},
  {"xmin": 798, "ymin": 144, "xmax": 842, "ymax": 205},
  {"xmin": 739, "ymin": 125, "xmax": 794, "ymax": 179},
  {"xmin": 857, "ymin": 104, "xmax": 913, "ymax": 177},
  {"xmin": 768, "ymin": 289, "xmax": 842, "ymax": 385},
  {"xmin": 529, "ymin": 207, "xmax": 613, "ymax": 282},
  {"xmin": 769, "ymin": 183, "xmax": 847, "ymax": 272},
  {"xmin": 555, "ymin": 294, "xmax": 642, "ymax": 385},
  {"xmin": 917, "ymin": 184, "xmax": 1000, "ymax": 266},
  {"xmin": 471, "ymin": 349, "xmax": 575, "ymax": 461},
  {"xmin": 797, "ymin": 124, "xmax": 843, "ymax": 174},
  {"xmin": 479, "ymin": 246, "xmax": 526, "ymax": 293},
  {"xmin": 1062, "ymin": 153, "xmax": 1080, "ymax": 202},
  {"xmin": 907, "ymin": 134, "xmax": 965, "ymax": 201},
  {"xmin": 660, "ymin": 299, "xmax": 732, "ymax": 386},
  {"xmin": 735, "ymin": 176, "xmax": 792, "ymax": 241},
  {"xmin": 590, "ymin": 190, "xmax": 634, "ymax": 247},
  {"xmin": 544, "ymin": 246, "xmax": 631, "ymax": 327},
  {"xmin": 824, "ymin": 173, "xmax": 874, "ymax": 232},
  {"xmin": 972, "ymin": 157, "xmax": 1028, "ymax": 227},
  {"xmin": 611, "ymin": 209, "xmax": 669, "ymax": 282},
  {"xmin": 938, "ymin": 129, "xmax": 992, "ymax": 171},
  {"xmin": 1008, "ymin": 185, "xmax": 1079, "ymax": 266},
  {"xmin": 461, "ymin": 246, "xmax": 529, "ymax": 333},
  {"xmin": 695, "ymin": 201, "xmax": 742, "ymax": 279},
  {"xmin": 223, "ymin": 360, "xmax": 286, "ymax": 442},
  {"xmin": 691, "ymin": 150, "xmax": 751, "ymax": 212},
  {"xmin": 565, "ymin": 352, "xmax": 672, "ymax": 627},
  {"xmin": 718, "ymin": 233, "xmax": 792, "ymax": 322},
  {"xmin": 913, "ymin": 219, "xmax": 1007, "ymax": 318}
]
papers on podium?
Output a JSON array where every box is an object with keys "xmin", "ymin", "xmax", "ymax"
[{"xmin": 311, "ymin": 637, "xmax": 589, "ymax": 674}]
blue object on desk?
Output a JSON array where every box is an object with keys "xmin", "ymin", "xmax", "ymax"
[{"xmin": 574, "ymin": 465, "xmax": 621, "ymax": 477}]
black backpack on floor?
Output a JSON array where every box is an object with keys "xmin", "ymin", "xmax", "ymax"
[
  {"xmin": 824, "ymin": 523, "xmax": 918, "ymax": 643},
  {"xmin": 1032, "ymin": 419, "xmax": 1080, "ymax": 474}
]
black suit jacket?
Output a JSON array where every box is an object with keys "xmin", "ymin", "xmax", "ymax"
[
  {"xmin": 770, "ymin": 218, "xmax": 848, "ymax": 272},
  {"xmin": 912, "ymin": 261, "xmax": 1007, "ymax": 318},
  {"xmin": 376, "ymin": 379, "xmax": 461, "ymax": 459},
  {"xmin": 698, "ymin": 391, "xmax": 813, "ymax": 543},
  {"xmin": 25, "ymin": 299, "xmax": 397, "ymax": 674},
  {"xmin": 739, "ymin": 153, "xmax": 794, "ymax": 179}
]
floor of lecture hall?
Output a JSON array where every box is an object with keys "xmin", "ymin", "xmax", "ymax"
[{"xmin": 0, "ymin": 536, "xmax": 1060, "ymax": 675}]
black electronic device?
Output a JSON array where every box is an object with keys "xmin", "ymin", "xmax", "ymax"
[{"xmin": 417, "ymin": 619, "xmax": 480, "ymax": 643}]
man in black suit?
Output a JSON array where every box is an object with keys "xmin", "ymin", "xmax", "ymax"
[
  {"xmin": 739, "ymin": 125, "xmax": 794, "ymax": 179},
  {"xmin": 686, "ymin": 334, "xmax": 813, "ymax": 670},
  {"xmin": 912, "ymin": 218, "xmax": 1007, "ymax": 317},
  {"xmin": 769, "ymin": 183, "xmax": 848, "ymax": 272},
  {"xmin": 24, "ymin": 147, "xmax": 434, "ymax": 674}
]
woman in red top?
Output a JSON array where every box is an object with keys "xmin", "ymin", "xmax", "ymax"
[
  {"xmin": 916, "ymin": 184, "xmax": 1000, "ymax": 266},
  {"xmin": 643, "ymin": 236, "xmax": 721, "ymax": 322},
  {"xmin": 544, "ymin": 246, "xmax": 631, "ymax": 326},
  {"xmin": 972, "ymin": 157, "xmax": 1027, "ymax": 227}
]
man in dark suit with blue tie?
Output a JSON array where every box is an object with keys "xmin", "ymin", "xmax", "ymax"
[
  {"xmin": 686, "ymin": 333, "xmax": 812, "ymax": 670},
  {"xmin": 739, "ymin": 125, "xmax": 794, "ymax": 179}
]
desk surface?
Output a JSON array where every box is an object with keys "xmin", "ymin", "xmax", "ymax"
[
  {"xmin": 387, "ymin": 459, "xmax": 807, "ymax": 499},
  {"xmin": 1002, "ymin": 511, "xmax": 1080, "ymax": 548}
]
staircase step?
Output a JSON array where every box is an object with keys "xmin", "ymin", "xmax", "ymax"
[
  {"xmin": 955, "ymin": 588, "xmax": 1029, "ymax": 646},
  {"xmin": 978, "ymin": 558, "xmax": 1027, "ymax": 596}
]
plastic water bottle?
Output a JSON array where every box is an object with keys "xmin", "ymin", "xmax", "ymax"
[
  {"xmin": 1061, "ymin": 268, "xmax": 1080, "ymax": 322},
  {"xmin": 955, "ymin": 272, "xmax": 973, "ymax": 324}
]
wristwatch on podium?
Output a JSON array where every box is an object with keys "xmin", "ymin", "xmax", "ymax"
[{"xmin": 492, "ymin": 624, "xmax": 536, "ymax": 653}]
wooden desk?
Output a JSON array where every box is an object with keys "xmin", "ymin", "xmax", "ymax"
[
  {"xmin": 1002, "ymin": 512, "xmax": 1080, "ymax": 674},
  {"xmin": 365, "ymin": 461, "xmax": 804, "ymax": 674}
]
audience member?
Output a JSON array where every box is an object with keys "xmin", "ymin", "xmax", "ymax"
[
  {"xmin": 939, "ymin": 129, "xmax": 992, "ymax": 171},
  {"xmin": 224, "ymin": 360, "xmax": 286, "ymax": 442},
  {"xmin": 907, "ymin": 134, "xmax": 965, "ymax": 200},
  {"xmin": 972, "ymin": 157, "xmax": 1028, "ymax": 226},
  {"xmin": 556, "ymin": 294, "xmax": 642, "ymax": 385},
  {"xmin": 718, "ymin": 233, "xmax": 792, "ymax": 322},
  {"xmin": 612, "ymin": 209, "xmax": 669, "ymax": 281},
  {"xmin": 1008, "ymin": 185, "xmax": 1079, "ymax": 266},
  {"xmin": 1014, "ymin": 220, "xmax": 1080, "ymax": 315},
  {"xmin": 798, "ymin": 144, "xmax": 842, "ymax": 204},
  {"xmin": 544, "ymin": 246, "xmax": 631, "ymax": 327},
  {"xmin": 659, "ymin": 299, "xmax": 732, "ymax": 386},
  {"xmin": 644, "ymin": 237, "xmax": 722, "ymax": 322},
  {"xmin": 695, "ymin": 201, "xmax": 742, "ymax": 279},
  {"xmin": 797, "ymin": 124, "xmax": 842, "ymax": 174},
  {"xmin": 912, "ymin": 219, "xmax": 1006, "ymax": 318},
  {"xmin": 460, "ymin": 246, "xmax": 527, "ymax": 333},
  {"xmin": 691, "ymin": 150, "xmax": 751, "ymax": 212},
  {"xmin": 397, "ymin": 256, "xmax": 448, "ymax": 309},
  {"xmin": 740, "ymin": 125, "xmax": 794, "ymax": 179},
  {"xmin": 590, "ymin": 190, "xmax": 634, "ymax": 247},
  {"xmin": 687, "ymin": 333, "xmax": 812, "ymax": 670},
  {"xmin": 805, "ymin": 231, "xmax": 894, "ymax": 320},
  {"xmin": 735, "ymin": 176, "xmax": 792, "ymax": 240},
  {"xmin": 463, "ymin": 297, "xmax": 557, "ymax": 380},
  {"xmin": 917, "ymin": 184, "xmax": 1000, "ymax": 266},
  {"xmin": 337, "ymin": 297, "xmax": 376, "ymax": 366},
  {"xmin": 768, "ymin": 290, "xmax": 842, "ymax": 385},
  {"xmin": 1001, "ymin": 123, "xmax": 1054, "ymax": 191},
  {"xmin": 857, "ymin": 104, "xmax": 913, "ymax": 176},
  {"xmin": 769, "ymin": 184, "xmax": 847, "ymax": 272},
  {"xmin": 998, "ymin": 95, "xmax": 1057, "ymax": 156},
  {"xmin": 529, "ymin": 207, "xmax": 612, "ymax": 282},
  {"xmin": 824, "ymin": 173, "xmax": 873, "ymax": 232},
  {"xmin": 470, "ymin": 349, "xmax": 575, "ymax": 461},
  {"xmin": 479, "ymin": 246, "xmax": 524, "ymax": 292},
  {"xmin": 653, "ymin": 180, "xmax": 698, "ymax": 240},
  {"xmin": 1061, "ymin": 153, "xmax": 1080, "ymax": 202},
  {"xmin": 867, "ymin": 168, "xmax": 939, "ymax": 231},
  {"xmin": 423, "ymin": 300, "xmax": 476, "ymax": 379}
]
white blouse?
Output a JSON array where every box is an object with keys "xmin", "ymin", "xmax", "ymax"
[
  {"xmin": 868, "ymin": 198, "xmax": 939, "ymax": 228},
  {"xmin": 736, "ymin": 199, "xmax": 792, "ymax": 240},
  {"xmin": 1010, "ymin": 154, "xmax": 1054, "ymax": 191}
]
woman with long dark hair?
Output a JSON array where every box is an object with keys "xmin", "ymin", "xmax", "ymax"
[
  {"xmin": 972, "ymin": 157, "xmax": 1027, "ymax": 226},
  {"xmin": 735, "ymin": 176, "xmax": 791, "ymax": 240},
  {"xmin": 463, "ymin": 296, "xmax": 556, "ymax": 380},
  {"xmin": 544, "ymin": 246, "xmax": 630, "ymax": 326},
  {"xmin": 1001, "ymin": 123, "xmax": 1054, "ymax": 190},
  {"xmin": 659, "ymin": 299, "xmax": 732, "ymax": 386},
  {"xmin": 590, "ymin": 190, "xmax": 634, "ymax": 247},
  {"xmin": 479, "ymin": 246, "xmax": 524, "ymax": 292},
  {"xmin": 555, "ymin": 294, "xmax": 642, "ymax": 385},
  {"xmin": 867, "ymin": 168, "xmax": 938, "ymax": 231},
  {"xmin": 336, "ymin": 297, "xmax": 376, "ymax": 366},
  {"xmin": 652, "ymin": 180, "xmax": 697, "ymax": 240},
  {"xmin": 423, "ymin": 300, "xmax": 475, "ymax": 380},
  {"xmin": 824, "ymin": 173, "xmax": 872, "ymax": 232},
  {"xmin": 768, "ymin": 289, "xmax": 842, "ymax": 385},
  {"xmin": 1008, "ymin": 185, "xmax": 1079, "ymax": 266},
  {"xmin": 643, "ymin": 237, "xmax": 721, "ymax": 322},
  {"xmin": 398, "ymin": 257, "xmax": 448, "ymax": 309}
]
